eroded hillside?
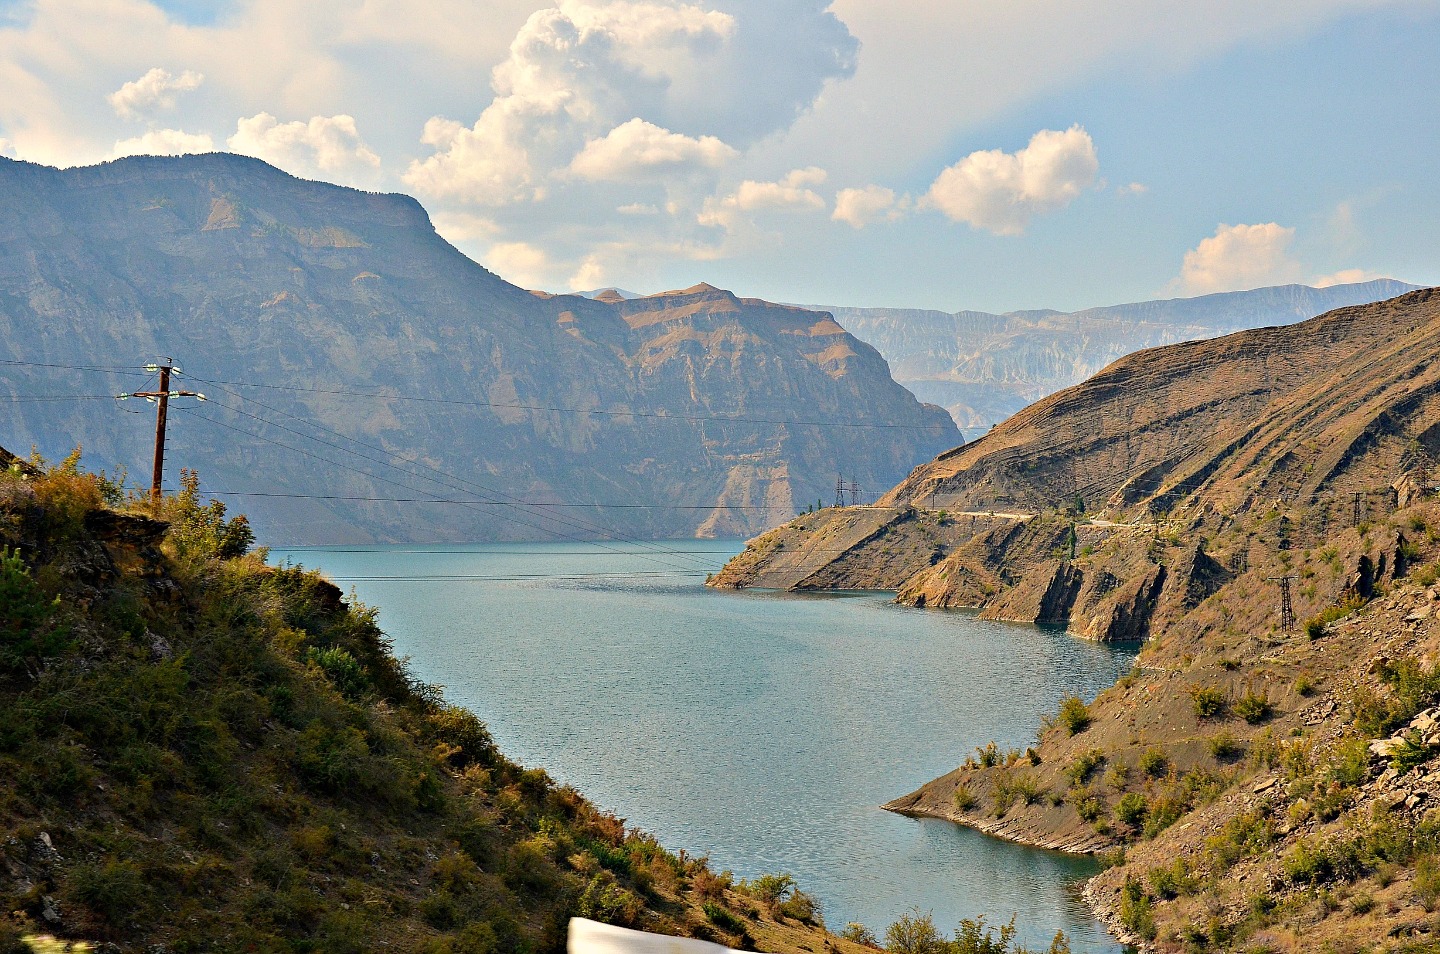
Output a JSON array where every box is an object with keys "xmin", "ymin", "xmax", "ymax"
[{"xmin": 717, "ymin": 287, "xmax": 1440, "ymax": 951}]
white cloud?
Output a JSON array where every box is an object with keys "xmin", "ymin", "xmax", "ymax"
[
  {"xmin": 404, "ymin": 4, "xmax": 739, "ymax": 205},
  {"xmin": 1117, "ymin": 181, "xmax": 1148, "ymax": 195},
  {"xmin": 227, "ymin": 112, "xmax": 380, "ymax": 180},
  {"xmin": 569, "ymin": 255, "xmax": 607, "ymax": 289},
  {"xmin": 404, "ymin": 1, "xmax": 853, "ymax": 208},
  {"xmin": 618, "ymin": 202, "xmax": 659, "ymax": 215},
  {"xmin": 698, "ymin": 167, "xmax": 827, "ymax": 228},
  {"xmin": 924, "ymin": 125, "xmax": 1099, "ymax": 235},
  {"xmin": 1312, "ymin": 268, "xmax": 1390, "ymax": 288},
  {"xmin": 108, "ymin": 68, "xmax": 203, "ymax": 120},
  {"xmin": 569, "ymin": 118, "xmax": 737, "ymax": 181},
  {"xmin": 111, "ymin": 128, "xmax": 215, "ymax": 158},
  {"xmin": 1175, "ymin": 222, "xmax": 1303, "ymax": 295},
  {"xmin": 485, "ymin": 240, "xmax": 555, "ymax": 288},
  {"xmin": 0, "ymin": 138, "xmax": 13, "ymax": 158},
  {"xmin": 832, "ymin": 184, "xmax": 907, "ymax": 228}
]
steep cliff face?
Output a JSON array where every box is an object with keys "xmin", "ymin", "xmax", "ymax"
[
  {"xmin": 0, "ymin": 154, "xmax": 957, "ymax": 543},
  {"xmin": 827, "ymin": 281, "xmax": 1417, "ymax": 430}
]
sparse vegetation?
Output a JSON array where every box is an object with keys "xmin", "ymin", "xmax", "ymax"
[
  {"xmin": 1056, "ymin": 695, "xmax": 1091, "ymax": 735},
  {"xmin": 1138, "ymin": 748, "xmax": 1168, "ymax": 778},
  {"xmin": 1065, "ymin": 748, "xmax": 1106, "ymax": 785},
  {"xmin": 0, "ymin": 457, "xmax": 784, "ymax": 951},
  {"xmin": 1190, "ymin": 685, "xmax": 1229, "ymax": 719},
  {"xmin": 1235, "ymin": 686, "xmax": 1274, "ymax": 724}
]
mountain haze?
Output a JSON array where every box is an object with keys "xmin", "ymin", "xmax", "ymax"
[
  {"xmin": 826, "ymin": 280, "xmax": 1417, "ymax": 431},
  {"xmin": 0, "ymin": 154, "xmax": 957, "ymax": 543}
]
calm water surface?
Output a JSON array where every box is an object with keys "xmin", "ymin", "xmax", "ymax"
[{"xmin": 269, "ymin": 541, "xmax": 1135, "ymax": 951}]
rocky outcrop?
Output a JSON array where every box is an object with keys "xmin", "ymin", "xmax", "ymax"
[
  {"xmin": 0, "ymin": 155, "xmax": 958, "ymax": 543},
  {"xmin": 977, "ymin": 560, "xmax": 1084, "ymax": 624}
]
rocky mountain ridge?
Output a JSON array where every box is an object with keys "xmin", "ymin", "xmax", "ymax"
[{"xmin": 0, "ymin": 154, "xmax": 957, "ymax": 544}]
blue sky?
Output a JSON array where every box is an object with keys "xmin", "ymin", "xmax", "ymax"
[{"xmin": 0, "ymin": 0, "xmax": 1436, "ymax": 312}]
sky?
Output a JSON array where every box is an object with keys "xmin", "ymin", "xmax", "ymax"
[{"xmin": 0, "ymin": 0, "xmax": 1436, "ymax": 312}]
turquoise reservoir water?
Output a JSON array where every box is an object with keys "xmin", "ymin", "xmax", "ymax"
[{"xmin": 268, "ymin": 541, "xmax": 1135, "ymax": 951}]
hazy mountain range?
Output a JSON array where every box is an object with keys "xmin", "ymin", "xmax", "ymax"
[
  {"xmin": 0, "ymin": 154, "xmax": 956, "ymax": 544},
  {"xmin": 823, "ymin": 280, "xmax": 1417, "ymax": 432}
]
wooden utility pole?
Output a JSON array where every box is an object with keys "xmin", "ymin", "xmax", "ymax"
[{"xmin": 118, "ymin": 361, "xmax": 206, "ymax": 504}]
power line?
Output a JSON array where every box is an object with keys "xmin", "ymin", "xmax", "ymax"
[
  {"xmin": 191, "ymin": 375, "xmax": 951, "ymax": 431},
  {"xmin": 172, "ymin": 405, "xmax": 716, "ymax": 575},
  {"xmin": 201, "ymin": 490, "xmax": 790, "ymax": 510},
  {"xmin": 274, "ymin": 547, "xmax": 739, "ymax": 556},
  {"xmin": 184, "ymin": 378, "xmax": 735, "ymax": 572},
  {"xmin": 0, "ymin": 358, "xmax": 155, "ymax": 374},
  {"xmin": 318, "ymin": 571, "xmax": 719, "ymax": 583}
]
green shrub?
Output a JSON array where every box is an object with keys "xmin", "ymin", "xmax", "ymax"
[
  {"xmin": 1070, "ymin": 788, "xmax": 1103, "ymax": 822},
  {"xmin": 1390, "ymin": 731, "xmax": 1439, "ymax": 774},
  {"xmin": 1208, "ymin": 731, "xmax": 1243, "ymax": 761},
  {"xmin": 0, "ymin": 547, "xmax": 69, "ymax": 680},
  {"xmin": 745, "ymin": 872, "xmax": 795, "ymax": 906},
  {"xmin": 1066, "ymin": 748, "xmax": 1105, "ymax": 785},
  {"xmin": 1057, "ymin": 696, "xmax": 1091, "ymax": 735},
  {"xmin": 1142, "ymin": 793, "xmax": 1186, "ymax": 838},
  {"xmin": 884, "ymin": 908, "xmax": 947, "ymax": 954},
  {"xmin": 1147, "ymin": 857, "xmax": 1196, "ymax": 899},
  {"xmin": 73, "ymin": 859, "xmax": 155, "ymax": 926},
  {"xmin": 1294, "ymin": 675, "xmax": 1316, "ymax": 697},
  {"xmin": 953, "ymin": 915, "xmax": 1017, "ymax": 954},
  {"xmin": 1119, "ymin": 877, "xmax": 1156, "ymax": 941},
  {"xmin": 1138, "ymin": 748, "xmax": 1168, "ymax": 778},
  {"xmin": 841, "ymin": 922, "xmax": 878, "ymax": 947},
  {"xmin": 705, "ymin": 902, "xmax": 747, "ymax": 934},
  {"xmin": 1303, "ymin": 596, "xmax": 1368, "ymax": 640},
  {"xmin": 976, "ymin": 741, "xmax": 1001, "ymax": 768},
  {"xmin": 306, "ymin": 646, "xmax": 369, "ymax": 700},
  {"xmin": 1283, "ymin": 839, "xmax": 1335, "ymax": 885},
  {"xmin": 1234, "ymin": 688, "xmax": 1273, "ymax": 724},
  {"xmin": 1115, "ymin": 792, "xmax": 1148, "ymax": 827},
  {"xmin": 778, "ymin": 888, "xmax": 820, "ymax": 924},
  {"xmin": 1418, "ymin": 854, "xmax": 1440, "ymax": 910},
  {"xmin": 576, "ymin": 872, "xmax": 643, "ymax": 926},
  {"xmin": 1190, "ymin": 685, "xmax": 1228, "ymax": 719},
  {"xmin": 953, "ymin": 783, "xmax": 977, "ymax": 812}
]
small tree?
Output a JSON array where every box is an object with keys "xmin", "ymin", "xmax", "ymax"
[
  {"xmin": 0, "ymin": 548, "xmax": 68, "ymax": 680},
  {"xmin": 1057, "ymin": 696, "xmax": 1091, "ymax": 735},
  {"xmin": 884, "ymin": 909, "xmax": 947, "ymax": 954}
]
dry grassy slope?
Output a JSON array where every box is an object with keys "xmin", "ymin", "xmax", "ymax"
[
  {"xmin": 0, "ymin": 462, "xmax": 864, "ymax": 954},
  {"xmin": 884, "ymin": 495, "xmax": 1440, "ymax": 950}
]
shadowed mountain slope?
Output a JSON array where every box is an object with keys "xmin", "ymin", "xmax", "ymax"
[{"xmin": 0, "ymin": 154, "xmax": 956, "ymax": 543}]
